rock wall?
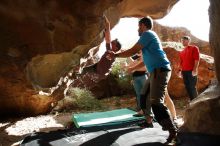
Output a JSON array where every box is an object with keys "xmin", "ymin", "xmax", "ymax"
[
  {"xmin": 0, "ymin": 0, "xmax": 178, "ymax": 115},
  {"xmin": 165, "ymin": 47, "xmax": 215, "ymax": 98},
  {"xmin": 154, "ymin": 22, "xmax": 211, "ymax": 56},
  {"xmin": 0, "ymin": 0, "xmax": 220, "ymax": 136},
  {"xmin": 67, "ymin": 47, "xmax": 214, "ymax": 99},
  {"xmin": 181, "ymin": 82, "xmax": 220, "ymax": 135},
  {"xmin": 209, "ymin": 0, "xmax": 220, "ymax": 82}
]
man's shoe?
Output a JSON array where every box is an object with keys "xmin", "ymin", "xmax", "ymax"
[
  {"xmin": 133, "ymin": 110, "xmax": 144, "ymax": 117},
  {"xmin": 133, "ymin": 113, "xmax": 144, "ymax": 117},
  {"xmin": 164, "ymin": 130, "xmax": 177, "ymax": 145}
]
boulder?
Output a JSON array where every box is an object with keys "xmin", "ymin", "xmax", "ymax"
[
  {"xmin": 209, "ymin": 0, "xmax": 220, "ymax": 81},
  {"xmin": 165, "ymin": 47, "xmax": 215, "ymax": 98},
  {"xmin": 154, "ymin": 22, "xmax": 212, "ymax": 56},
  {"xmin": 0, "ymin": 0, "xmax": 178, "ymax": 115},
  {"xmin": 181, "ymin": 82, "xmax": 220, "ymax": 135}
]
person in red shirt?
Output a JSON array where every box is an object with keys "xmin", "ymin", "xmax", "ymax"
[{"xmin": 178, "ymin": 36, "xmax": 200, "ymax": 100}]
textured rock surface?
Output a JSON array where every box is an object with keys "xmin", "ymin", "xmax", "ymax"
[
  {"xmin": 0, "ymin": 0, "xmax": 220, "ymax": 137},
  {"xmin": 154, "ymin": 22, "xmax": 211, "ymax": 56},
  {"xmin": 70, "ymin": 47, "xmax": 214, "ymax": 99},
  {"xmin": 209, "ymin": 0, "xmax": 220, "ymax": 81},
  {"xmin": 0, "ymin": 0, "xmax": 178, "ymax": 115},
  {"xmin": 165, "ymin": 47, "xmax": 215, "ymax": 98},
  {"xmin": 26, "ymin": 52, "xmax": 80, "ymax": 89},
  {"xmin": 181, "ymin": 82, "xmax": 220, "ymax": 135},
  {"xmin": 0, "ymin": 57, "xmax": 56, "ymax": 115}
]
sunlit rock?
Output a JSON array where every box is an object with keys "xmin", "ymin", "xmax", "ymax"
[
  {"xmin": 209, "ymin": 0, "xmax": 220, "ymax": 81},
  {"xmin": 165, "ymin": 47, "xmax": 215, "ymax": 98},
  {"xmin": 26, "ymin": 52, "xmax": 80, "ymax": 89},
  {"xmin": 154, "ymin": 22, "xmax": 211, "ymax": 56},
  {"xmin": 0, "ymin": 0, "xmax": 178, "ymax": 115},
  {"xmin": 181, "ymin": 82, "xmax": 220, "ymax": 135}
]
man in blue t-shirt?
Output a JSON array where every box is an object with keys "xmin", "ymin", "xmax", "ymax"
[{"xmin": 107, "ymin": 16, "xmax": 177, "ymax": 144}]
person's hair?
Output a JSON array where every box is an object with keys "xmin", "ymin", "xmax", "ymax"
[
  {"xmin": 113, "ymin": 38, "xmax": 121, "ymax": 50},
  {"xmin": 182, "ymin": 36, "xmax": 191, "ymax": 41},
  {"xmin": 139, "ymin": 16, "xmax": 153, "ymax": 29}
]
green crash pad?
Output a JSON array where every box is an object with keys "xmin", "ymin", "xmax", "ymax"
[{"xmin": 72, "ymin": 108, "xmax": 145, "ymax": 128}]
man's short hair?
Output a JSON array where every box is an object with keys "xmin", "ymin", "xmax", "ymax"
[
  {"xmin": 182, "ymin": 36, "xmax": 191, "ymax": 41},
  {"xmin": 114, "ymin": 38, "xmax": 121, "ymax": 50},
  {"xmin": 139, "ymin": 16, "xmax": 153, "ymax": 29}
]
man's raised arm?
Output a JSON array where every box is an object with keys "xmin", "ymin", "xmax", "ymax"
[{"xmin": 104, "ymin": 15, "xmax": 111, "ymax": 45}]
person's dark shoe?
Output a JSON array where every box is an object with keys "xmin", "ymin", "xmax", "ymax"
[
  {"xmin": 133, "ymin": 110, "xmax": 144, "ymax": 117},
  {"xmin": 164, "ymin": 130, "xmax": 177, "ymax": 145},
  {"xmin": 159, "ymin": 118, "xmax": 178, "ymax": 145},
  {"xmin": 133, "ymin": 113, "xmax": 144, "ymax": 117},
  {"xmin": 138, "ymin": 121, "xmax": 153, "ymax": 128}
]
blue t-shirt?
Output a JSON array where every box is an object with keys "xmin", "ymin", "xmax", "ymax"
[{"xmin": 138, "ymin": 30, "xmax": 170, "ymax": 73}]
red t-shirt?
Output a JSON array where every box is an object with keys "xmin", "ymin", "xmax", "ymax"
[{"xmin": 179, "ymin": 45, "xmax": 200, "ymax": 71}]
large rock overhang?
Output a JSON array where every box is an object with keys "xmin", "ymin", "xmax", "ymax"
[
  {"xmin": 0, "ymin": 0, "xmax": 178, "ymax": 58},
  {"xmin": 0, "ymin": 0, "xmax": 182, "ymax": 115},
  {"xmin": 0, "ymin": 0, "xmax": 178, "ymax": 88}
]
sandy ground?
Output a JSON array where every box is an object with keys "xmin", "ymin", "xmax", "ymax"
[
  {"xmin": 0, "ymin": 97, "xmax": 186, "ymax": 146},
  {"xmin": 0, "ymin": 113, "xmax": 73, "ymax": 146}
]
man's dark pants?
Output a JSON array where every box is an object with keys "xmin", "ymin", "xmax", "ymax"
[
  {"xmin": 182, "ymin": 71, "xmax": 198, "ymax": 100},
  {"xmin": 140, "ymin": 67, "xmax": 177, "ymax": 136}
]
